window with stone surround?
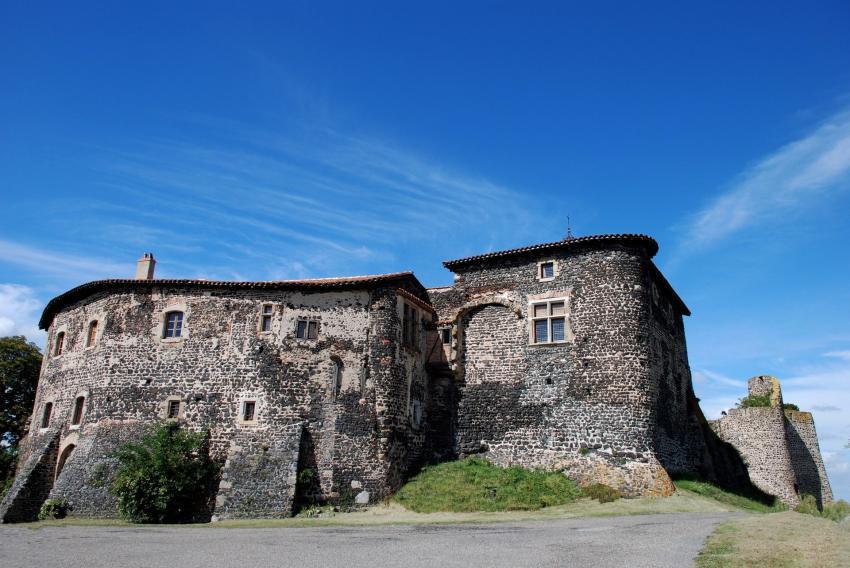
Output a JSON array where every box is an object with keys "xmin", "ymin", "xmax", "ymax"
[
  {"xmin": 440, "ymin": 327, "xmax": 451, "ymax": 345},
  {"xmin": 71, "ymin": 396, "xmax": 85, "ymax": 426},
  {"xmin": 86, "ymin": 320, "xmax": 98, "ymax": 347},
  {"xmin": 164, "ymin": 311, "xmax": 184, "ymax": 338},
  {"xmin": 530, "ymin": 299, "xmax": 567, "ymax": 344},
  {"xmin": 537, "ymin": 260, "xmax": 558, "ymax": 281},
  {"xmin": 260, "ymin": 304, "xmax": 273, "ymax": 332},
  {"xmin": 241, "ymin": 400, "xmax": 257, "ymax": 422},
  {"xmin": 167, "ymin": 400, "xmax": 180, "ymax": 419},
  {"xmin": 40, "ymin": 402, "xmax": 53, "ymax": 429},
  {"xmin": 53, "ymin": 332, "xmax": 65, "ymax": 356},
  {"xmin": 295, "ymin": 319, "xmax": 318, "ymax": 340}
]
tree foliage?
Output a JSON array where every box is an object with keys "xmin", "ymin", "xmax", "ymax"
[
  {"xmin": 0, "ymin": 335, "xmax": 42, "ymax": 482},
  {"xmin": 110, "ymin": 422, "xmax": 218, "ymax": 523}
]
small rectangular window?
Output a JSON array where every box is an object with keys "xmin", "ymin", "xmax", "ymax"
[
  {"xmin": 261, "ymin": 305, "xmax": 273, "ymax": 332},
  {"xmin": 242, "ymin": 401, "xmax": 256, "ymax": 421},
  {"xmin": 41, "ymin": 403, "xmax": 53, "ymax": 428},
  {"xmin": 307, "ymin": 321, "xmax": 318, "ymax": 340},
  {"xmin": 71, "ymin": 396, "xmax": 85, "ymax": 426},
  {"xmin": 551, "ymin": 317, "xmax": 565, "ymax": 342},
  {"xmin": 441, "ymin": 328, "xmax": 451, "ymax": 344},
  {"xmin": 296, "ymin": 320, "xmax": 307, "ymax": 338},
  {"xmin": 541, "ymin": 262, "xmax": 555, "ymax": 279},
  {"xmin": 167, "ymin": 400, "xmax": 180, "ymax": 419},
  {"xmin": 54, "ymin": 332, "xmax": 65, "ymax": 356}
]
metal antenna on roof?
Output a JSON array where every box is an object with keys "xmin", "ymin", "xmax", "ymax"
[{"xmin": 565, "ymin": 215, "xmax": 574, "ymax": 240}]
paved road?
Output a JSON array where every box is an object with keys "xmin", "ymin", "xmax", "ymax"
[{"xmin": 0, "ymin": 513, "xmax": 734, "ymax": 568}]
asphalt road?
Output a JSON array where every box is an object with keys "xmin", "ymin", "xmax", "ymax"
[{"xmin": 0, "ymin": 513, "xmax": 735, "ymax": 568}]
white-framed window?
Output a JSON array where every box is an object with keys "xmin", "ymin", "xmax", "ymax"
[
  {"xmin": 260, "ymin": 304, "xmax": 273, "ymax": 332},
  {"xmin": 530, "ymin": 298, "xmax": 568, "ymax": 344},
  {"xmin": 295, "ymin": 319, "xmax": 318, "ymax": 340},
  {"xmin": 537, "ymin": 260, "xmax": 558, "ymax": 281}
]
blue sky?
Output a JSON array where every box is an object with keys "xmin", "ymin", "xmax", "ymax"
[{"xmin": 1, "ymin": 1, "xmax": 849, "ymax": 500}]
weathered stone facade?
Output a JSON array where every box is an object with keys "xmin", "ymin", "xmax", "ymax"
[
  {"xmin": 711, "ymin": 376, "xmax": 834, "ymax": 507},
  {"xmin": 0, "ymin": 234, "xmax": 834, "ymax": 522}
]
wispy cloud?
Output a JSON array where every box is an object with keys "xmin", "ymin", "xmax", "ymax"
[
  {"xmin": 824, "ymin": 350, "xmax": 850, "ymax": 361},
  {"xmin": 0, "ymin": 284, "xmax": 46, "ymax": 345},
  {"xmin": 0, "ymin": 240, "xmax": 130, "ymax": 282},
  {"xmin": 692, "ymin": 368, "xmax": 746, "ymax": 388},
  {"xmin": 683, "ymin": 107, "xmax": 850, "ymax": 249}
]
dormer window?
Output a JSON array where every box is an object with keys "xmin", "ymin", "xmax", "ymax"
[
  {"xmin": 86, "ymin": 321, "xmax": 98, "ymax": 347},
  {"xmin": 164, "ymin": 311, "xmax": 184, "ymax": 338},
  {"xmin": 53, "ymin": 332, "xmax": 65, "ymax": 356}
]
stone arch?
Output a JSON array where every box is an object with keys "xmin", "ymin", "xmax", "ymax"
[
  {"xmin": 449, "ymin": 294, "xmax": 523, "ymax": 324},
  {"xmin": 56, "ymin": 443, "xmax": 76, "ymax": 480}
]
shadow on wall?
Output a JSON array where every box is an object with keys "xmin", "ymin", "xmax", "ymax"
[{"xmin": 784, "ymin": 421, "xmax": 824, "ymax": 508}]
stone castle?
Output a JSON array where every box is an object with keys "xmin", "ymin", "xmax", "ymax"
[{"xmin": 0, "ymin": 234, "xmax": 833, "ymax": 522}]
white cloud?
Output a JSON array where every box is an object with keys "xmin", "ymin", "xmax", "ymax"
[
  {"xmin": 0, "ymin": 284, "xmax": 45, "ymax": 346},
  {"xmin": 683, "ymin": 107, "xmax": 850, "ymax": 248},
  {"xmin": 0, "ymin": 240, "xmax": 129, "ymax": 282},
  {"xmin": 824, "ymin": 350, "xmax": 850, "ymax": 361},
  {"xmin": 692, "ymin": 368, "xmax": 746, "ymax": 388}
]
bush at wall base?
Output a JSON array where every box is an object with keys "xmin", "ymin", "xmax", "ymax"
[
  {"xmin": 110, "ymin": 422, "xmax": 219, "ymax": 523},
  {"xmin": 38, "ymin": 498, "xmax": 69, "ymax": 520}
]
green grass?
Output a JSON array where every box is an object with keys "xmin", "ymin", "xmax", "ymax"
[
  {"xmin": 795, "ymin": 494, "xmax": 850, "ymax": 523},
  {"xmin": 393, "ymin": 458, "xmax": 582, "ymax": 513},
  {"xmin": 672, "ymin": 476, "xmax": 787, "ymax": 513}
]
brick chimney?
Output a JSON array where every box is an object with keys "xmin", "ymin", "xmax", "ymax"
[{"xmin": 135, "ymin": 253, "xmax": 156, "ymax": 280}]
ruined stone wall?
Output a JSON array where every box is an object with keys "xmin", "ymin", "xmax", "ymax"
[
  {"xmin": 432, "ymin": 243, "xmax": 676, "ymax": 496},
  {"xmin": 13, "ymin": 283, "xmax": 429, "ymax": 520},
  {"xmin": 785, "ymin": 411, "xmax": 833, "ymax": 507}
]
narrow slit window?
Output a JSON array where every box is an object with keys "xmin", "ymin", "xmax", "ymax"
[
  {"xmin": 164, "ymin": 311, "xmax": 184, "ymax": 338},
  {"xmin": 54, "ymin": 332, "xmax": 65, "ymax": 356},
  {"xmin": 41, "ymin": 403, "xmax": 53, "ymax": 428},
  {"xmin": 71, "ymin": 396, "xmax": 85, "ymax": 426},
  {"xmin": 260, "ymin": 305, "xmax": 273, "ymax": 332},
  {"xmin": 331, "ymin": 358, "xmax": 343, "ymax": 399},
  {"xmin": 167, "ymin": 400, "xmax": 180, "ymax": 419},
  {"xmin": 242, "ymin": 401, "xmax": 256, "ymax": 421},
  {"xmin": 86, "ymin": 321, "xmax": 98, "ymax": 347}
]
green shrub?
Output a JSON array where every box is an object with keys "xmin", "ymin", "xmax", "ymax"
[
  {"xmin": 582, "ymin": 483, "xmax": 620, "ymax": 503},
  {"xmin": 393, "ymin": 458, "xmax": 581, "ymax": 513},
  {"xmin": 782, "ymin": 403, "xmax": 800, "ymax": 411},
  {"xmin": 38, "ymin": 498, "xmax": 69, "ymax": 520},
  {"xmin": 0, "ymin": 476, "xmax": 13, "ymax": 501},
  {"xmin": 110, "ymin": 422, "xmax": 218, "ymax": 523},
  {"xmin": 738, "ymin": 394, "xmax": 772, "ymax": 408}
]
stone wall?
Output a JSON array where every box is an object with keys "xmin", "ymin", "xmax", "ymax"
[
  {"xmin": 11, "ymin": 281, "xmax": 431, "ymax": 521},
  {"xmin": 711, "ymin": 376, "xmax": 834, "ymax": 507},
  {"xmin": 431, "ymin": 241, "xmax": 682, "ymax": 496}
]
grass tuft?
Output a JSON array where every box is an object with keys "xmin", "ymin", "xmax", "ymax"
[
  {"xmin": 582, "ymin": 483, "xmax": 620, "ymax": 503},
  {"xmin": 393, "ymin": 458, "xmax": 581, "ymax": 513},
  {"xmin": 672, "ymin": 476, "xmax": 786, "ymax": 513}
]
